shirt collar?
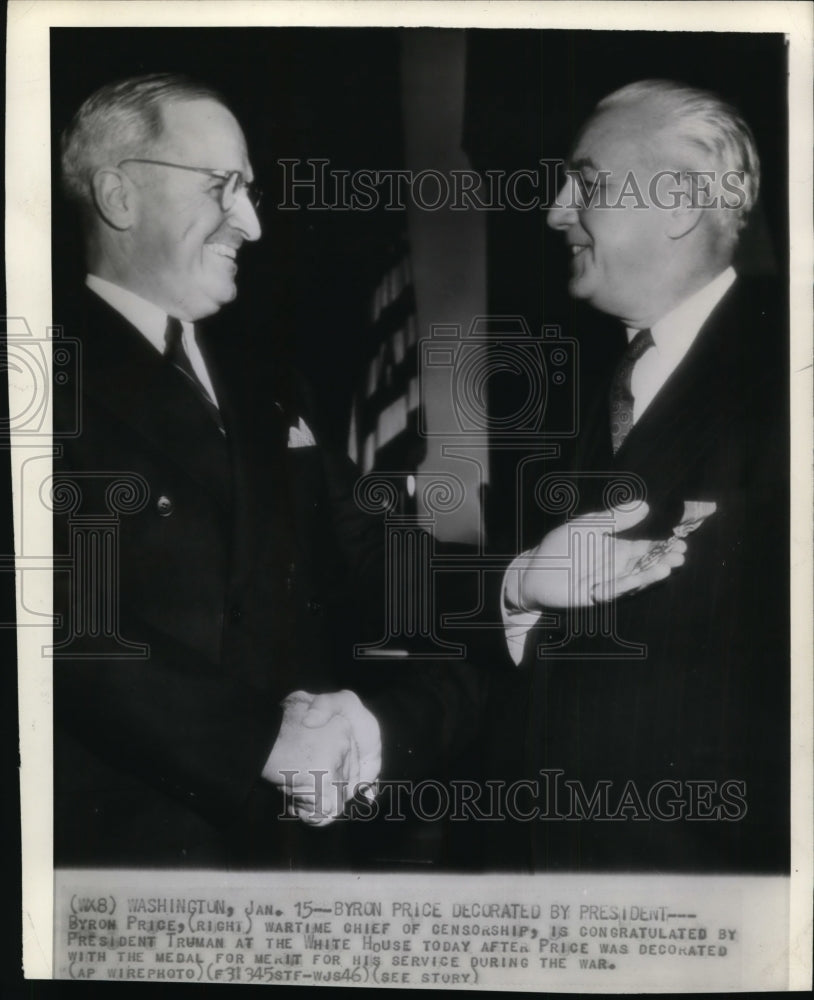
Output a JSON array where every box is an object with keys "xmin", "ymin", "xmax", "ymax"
[
  {"xmin": 626, "ymin": 266, "xmax": 737, "ymax": 359},
  {"xmin": 86, "ymin": 274, "xmax": 194, "ymax": 354}
]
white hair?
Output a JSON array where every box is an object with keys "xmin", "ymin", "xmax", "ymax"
[
  {"xmin": 61, "ymin": 73, "xmax": 226, "ymax": 213},
  {"xmin": 596, "ymin": 79, "xmax": 760, "ymax": 239}
]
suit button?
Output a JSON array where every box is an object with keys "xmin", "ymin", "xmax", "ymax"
[
  {"xmin": 156, "ymin": 495, "xmax": 173, "ymax": 517},
  {"xmin": 307, "ymin": 598, "xmax": 322, "ymax": 616},
  {"xmin": 229, "ymin": 605, "xmax": 242, "ymax": 624}
]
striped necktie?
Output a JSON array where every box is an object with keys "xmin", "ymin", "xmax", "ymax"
[
  {"xmin": 609, "ymin": 327, "xmax": 653, "ymax": 453},
  {"xmin": 164, "ymin": 317, "xmax": 225, "ymax": 435}
]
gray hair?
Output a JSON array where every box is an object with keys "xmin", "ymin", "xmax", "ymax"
[
  {"xmin": 61, "ymin": 73, "xmax": 226, "ymax": 211},
  {"xmin": 596, "ymin": 79, "xmax": 760, "ymax": 238}
]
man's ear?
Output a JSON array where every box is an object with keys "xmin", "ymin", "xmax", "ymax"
[
  {"xmin": 664, "ymin": 174, "xmax": 706, "ymax": 241},
  {"xmin": 91, "ymin": 168, "xmax": 137, "ymax": 230}
]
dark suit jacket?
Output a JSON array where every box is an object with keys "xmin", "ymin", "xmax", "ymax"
[
  {"xmin": 53, "ymin": 289, "xmax": 486, "ymax": 868},
  {"xmin": 484, "ymin": 277, "xmax": 789, "ymax": 873}
]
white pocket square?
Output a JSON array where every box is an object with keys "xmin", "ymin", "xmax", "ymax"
[{"xmin": 288, "ymin": 417, "xmax": 316, "ymax": 448}]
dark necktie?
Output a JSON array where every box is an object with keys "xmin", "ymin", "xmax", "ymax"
[
  {"xmin": 609, "ymin": 327, "xmax": 654, "ymax": 453},
  {"xmin": 164, "ymin": 316, "xmax": 225, "ymax": 434}
]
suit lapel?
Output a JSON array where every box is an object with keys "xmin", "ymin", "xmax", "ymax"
[
  {"xmin": 77, "ymin": 291, "xmax": 232, "ymax": 510},
  {"xmin": 598, "ymin": 283, "xmax": 739, "ymax": 473},
  {"xmin": 567, "ymin": 280, "xmax": 745, "ymax": 537},
  {"xmin": 199, "ymin": 318, "xmax": 297, "ymax": 594}
]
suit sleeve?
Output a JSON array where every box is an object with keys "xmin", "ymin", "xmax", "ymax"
[
  {"xmin": 53, "ymin": 626, "xmax": 283, "ymax": 826},
  {"xmin": 51, "ymin": 430, "xmax": 283, "ymax": 829},
  {"xmin": 312, "ymin": 438, "xmax": 494, "ymax": 782}
]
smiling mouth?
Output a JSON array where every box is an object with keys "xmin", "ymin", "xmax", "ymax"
[
  {"xmin": 570, "ymin": 245, "xmax": 589, "ymax": 256},
  {"xmin": 206, "ymin": 243, "xmax": 238, "ymax": 261}
]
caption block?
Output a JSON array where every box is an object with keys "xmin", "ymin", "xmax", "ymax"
[{"xmin": 54, "ymin": 871, "xmax": 788, "ymax": 991}]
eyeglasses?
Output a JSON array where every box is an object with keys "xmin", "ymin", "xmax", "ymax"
[{"xmin": 117, "ymin": 158, "xmax": 262, "ymax": 211}]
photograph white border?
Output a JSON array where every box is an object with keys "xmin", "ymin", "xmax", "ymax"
[{"xmin": 6, "ymin": 1, "xmax": 812, "ymax": 988}]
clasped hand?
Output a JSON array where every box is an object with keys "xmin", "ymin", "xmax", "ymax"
[
  {"xmin": 262, "ymin": 689, "xmax": 381, "ymax": 827},
  {"xmin": 507, "ymin": 501, "xmax": 687, "ymax": 613}
]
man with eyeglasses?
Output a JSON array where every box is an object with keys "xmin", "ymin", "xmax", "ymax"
[{"xmin": 53, "ymin": 73, "xmax": 484, "ymax": 868}]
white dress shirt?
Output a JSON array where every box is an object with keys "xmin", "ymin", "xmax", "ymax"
[
  {"xmin": 85, "ymin": 274, "xmax": 220, "ymax": 408},
  {"xmin": 627, "ymin": 266, "xmax": 736, "ymax": 422},
  {"xmin": 502, "ymin": 266, "xmax": 737, "ymax": 665}
]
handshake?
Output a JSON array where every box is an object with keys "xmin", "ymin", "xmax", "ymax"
[{"xmin": 262, "ymin": 689, "xmax": 382, "ymax": 826}]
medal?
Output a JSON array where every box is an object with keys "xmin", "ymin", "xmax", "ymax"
[{"xmin": 630, "ymin": 501, "xmax": 717, "ymax": 574}]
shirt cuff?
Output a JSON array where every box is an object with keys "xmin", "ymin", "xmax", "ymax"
[
  {"xmin": 344, "ymin": 691, "xmax": 382, "ymax": 795},
  {"xmin": 501, "ymin": 555, "xmax": 543, "ymax": 666}
]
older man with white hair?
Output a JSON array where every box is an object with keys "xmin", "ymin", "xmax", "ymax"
[{"xmin": 495, "ymin": 79, "xmax": 788, "ymax": 873}]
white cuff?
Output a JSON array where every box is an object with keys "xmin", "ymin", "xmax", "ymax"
[
  {"xmin": 342, "ymin": 691, "xmax": 383, "ymax": 793},
  {"xmin": 501, "ymin": 555, "xmax": 542, "ymax": 666}
]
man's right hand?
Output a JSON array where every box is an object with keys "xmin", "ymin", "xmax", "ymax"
[{"xmin": 262, "ymin": 692, "xmax": 359, "ymax": 826}]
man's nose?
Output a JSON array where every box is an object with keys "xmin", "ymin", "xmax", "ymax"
[
  {"xmin": 547, "ymin": 180, "xmax": 578, "ymax": 231},
  {"xmin": 229, "ymin": 188, "xmax": 262, "ymax": 242}
]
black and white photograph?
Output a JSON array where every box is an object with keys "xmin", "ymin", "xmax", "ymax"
[{"xmin": 6, "ymin": 0, "xmax": 812, "ymax": 992}]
